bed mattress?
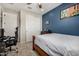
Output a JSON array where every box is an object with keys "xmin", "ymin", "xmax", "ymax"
[
  {"xmin": 35, "ymin": 35, "xmax": 61, "ymax": 56},
  {"xmin": 35, "ymin": 33, "xmax": 79, "ymax": 56}
]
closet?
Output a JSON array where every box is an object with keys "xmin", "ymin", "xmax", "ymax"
[{"xmin": 26, "ymin": 13, "xmax": 42, "ymax": 42}]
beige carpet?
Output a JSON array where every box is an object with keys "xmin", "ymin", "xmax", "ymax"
[{"xmin": 7, "ymin": 42, "xmax": 38, "ymax": 56}]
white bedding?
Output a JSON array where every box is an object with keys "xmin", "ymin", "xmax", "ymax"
[{"xmin": 35, "ymin": 33, "xmax": 79, "ymax": 56}]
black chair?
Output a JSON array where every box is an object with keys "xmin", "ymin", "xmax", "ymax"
[
  {"xmin": 3, "ymin": 36, "xmax": 17, "ymax": 51},
  {"xmin": 0, "ymin": 37, "xmax": 7, "ymax": 56},
  {"xmin": 0, "ymin": 28, "xmax": 18, "ymax": 55},
  {"xmin": 5, "ymin": 27, "xmax": 18, "ymax": 51}
]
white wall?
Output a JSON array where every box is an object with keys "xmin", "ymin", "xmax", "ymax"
[
  {"xmin": 0, "ymin": 6, "xmax": 2, "ymax": 37},
  {"xmin": 0, "ymin": 6, "xmax": 2, "ymax": 28},
  {"xmin": 20, "ymin": 10, "xmax": 26, "ymax": 43}
]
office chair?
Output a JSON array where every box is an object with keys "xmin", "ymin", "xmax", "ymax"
[
  {"xmin": 0, "ymin": 28, "xmax": 18, "ymax": 55},
  {"xmin": 4, "ymin": 27, "xmax": 18, "ymax": 51},
  {"xmin": 0, "ymin": 37, "xmax": 7, "ymax": 56}
]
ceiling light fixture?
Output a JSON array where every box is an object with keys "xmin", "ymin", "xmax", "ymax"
[
  {"xmin": 38, "ymin": 3, "xmax": 42, "ymax": 8},
  {"xmin": 38, "ymin": 3, "xmax": 44, "ymax": 11},
  {"xmin": 26, "ymin": 3, "xmax": 32, "ymax": 5}
]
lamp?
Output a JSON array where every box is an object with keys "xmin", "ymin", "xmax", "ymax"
[{"xmin": 45, "ymin": 21, "xmax": 49, "ymax": 25}]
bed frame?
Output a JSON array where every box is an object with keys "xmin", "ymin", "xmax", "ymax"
[{"xmin": 32, "ymin": 35, "xmax": 49, "ymax": 56}]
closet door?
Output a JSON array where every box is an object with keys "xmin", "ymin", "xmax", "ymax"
[
  {"xmin": 26, "ymin": 14, "xmax": 41, "ymax": 42},
  {"xmin": 3, "ymin": 12, "xmax": 17, "ymax": 36}
]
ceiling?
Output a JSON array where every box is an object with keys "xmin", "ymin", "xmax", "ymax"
[{"xmin": 0, "ymin": 3, "xmax": 61, "ymax": 15}]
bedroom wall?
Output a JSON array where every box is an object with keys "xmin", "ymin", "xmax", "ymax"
[
  {"xmin": 42, "ymin": 3, "xmax": 79, "ymax": 36},
  {"xmin": 0, "ymin": 6, "xmax": 1, "ymax": 29},
  {"xmin": 19, "ymin": 10, "xmax": 26, "ymax": 43}
]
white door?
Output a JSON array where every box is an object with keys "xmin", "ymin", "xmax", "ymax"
[
  {"xmin": 3, "ymin": 12, "xmax": 17, "ymax": 36},
  {"xmin": 26, "ymin": 14, "xmax": 41, "ymax": 42}
]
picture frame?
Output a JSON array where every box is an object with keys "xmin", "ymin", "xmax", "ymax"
[{"xmin": 61, "ymin": 3, "xmax": 79, "ymax": 19}]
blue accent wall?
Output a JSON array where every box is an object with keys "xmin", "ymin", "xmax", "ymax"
[{"xmin": 42, "ymin": 3, "xmax": 79, "ymax": 36}]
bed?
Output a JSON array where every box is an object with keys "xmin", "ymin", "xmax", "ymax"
[{"xmin": 33, "ymin": 33, "xmax": 79, "ymax": 56}]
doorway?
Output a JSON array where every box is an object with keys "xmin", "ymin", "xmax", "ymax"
[{"xmin": 2, "ymin": 11, "xmax": 18, "ymax": 37}]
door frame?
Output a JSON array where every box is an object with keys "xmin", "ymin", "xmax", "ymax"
[{"xmin": 1, "ymin": 9, "xmax": 21, "ymax": 42}]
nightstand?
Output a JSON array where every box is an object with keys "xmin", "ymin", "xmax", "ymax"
[{"xmin": 41, "ymin": 31, "xmax": 50, "ymax": 34}]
